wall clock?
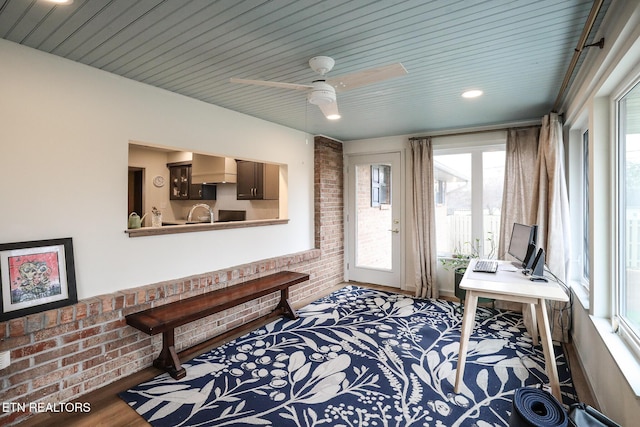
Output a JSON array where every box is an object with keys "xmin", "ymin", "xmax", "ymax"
[{"xmin": 153, "ymin": 175, "xmax": 165, "ymax": 187}]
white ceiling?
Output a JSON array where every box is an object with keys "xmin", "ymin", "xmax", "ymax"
[{"xmin": 0, "ymin": 0, "xmax": 609, "ymax": 141}]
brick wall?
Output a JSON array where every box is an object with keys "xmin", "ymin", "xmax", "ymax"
[
  {"xmin": 314, "ymin": 136, "xmax": 344, "ymax": 282},
  {"xmin": 0, "ymin": 136, "xmax": 344, "ymax": 425}
]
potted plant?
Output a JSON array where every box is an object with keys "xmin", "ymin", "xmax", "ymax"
[
  {"xmin": 440, "ymin": 234, "xmax": 496, "ymax": 307},
  {"xmin": 151, "ymin": 206, "xmax": 162, "ymax": 228}
]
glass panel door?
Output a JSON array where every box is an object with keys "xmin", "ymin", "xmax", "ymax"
[{"xmin": 346, "ymin": 153, "xmax": 401, "ymax": 287}]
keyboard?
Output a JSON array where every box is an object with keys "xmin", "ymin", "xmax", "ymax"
[{"xmin": 473, "ymin": 260, "xmax": 498, "ymax": 273}]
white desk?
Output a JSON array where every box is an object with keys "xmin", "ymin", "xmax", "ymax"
[{"xmin": 453, "ymin": 259, "xmax": 569, "ymax": 400}]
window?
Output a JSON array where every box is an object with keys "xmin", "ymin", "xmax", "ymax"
[
  {"xmin": 582, "ymin": 130, "xmax": 590, "ymax": 285},
  {"xmin": 434, "ymin": 147, "xmax": 505, "ymax": 258},
  {"xmin": 371, "ymin": 164, "xmax": 390, "ymax": 207},
  {"xmin": 617, "ymin": 80, "xmax": 640, "ymax": 349}
]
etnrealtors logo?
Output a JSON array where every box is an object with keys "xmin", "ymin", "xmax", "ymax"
[{"xmin": 2, "ymin": 401, "xmax": 91, "ymax": 414}]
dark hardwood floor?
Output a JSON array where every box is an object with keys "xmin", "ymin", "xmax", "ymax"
[{"xmin": 19, "ymin": 282, "xmax": 595, "ymax": 426}]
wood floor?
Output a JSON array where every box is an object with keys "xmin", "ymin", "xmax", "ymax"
[{"xmin": 19, "ymin": 283, "xmax": 596, "ymax": 426}]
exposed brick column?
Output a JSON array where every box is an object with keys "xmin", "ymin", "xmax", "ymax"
[{"xmin": 314, "ymin": 136, "xmax": 344, "ymax": 284}]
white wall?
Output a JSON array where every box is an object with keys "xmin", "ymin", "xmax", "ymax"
[
  {"xmin": 0, "ymin": 40, "xmax": 314, "ymax": 299},
  {"xmin": 562, "ymin": 1, "xmax": 640, "ymax": 425}
]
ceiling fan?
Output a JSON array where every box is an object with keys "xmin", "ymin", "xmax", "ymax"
[{"xmin": 230, "ymin": 56, "xmax": 407, "ymax": 120}]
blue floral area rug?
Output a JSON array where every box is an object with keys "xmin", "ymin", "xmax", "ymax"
[{"xmin": 119, "ymin": 285, "xmax": 576, "ymax": 427}]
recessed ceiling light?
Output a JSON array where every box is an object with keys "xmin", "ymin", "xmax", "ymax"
[
  {"xmin": 462, "ymin": 90, "xmax": 483, "ymax": 98},
  {"xmin": 44, "ymin": 0, "xmax": 73, "ymax": 4}
]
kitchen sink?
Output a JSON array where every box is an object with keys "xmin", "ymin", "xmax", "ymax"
[{"xmin": 161, "ymin": 216, "xmax": 244, "ymax": 226}]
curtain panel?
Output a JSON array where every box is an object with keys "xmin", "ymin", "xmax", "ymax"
[
  {"xmin": 498, "ymin": 127, "xmax": 541, "ymax": 260},
  {"xmin": 410, "ymin": 137, "xmax": 438, "ymax": 298},
  {"xmin": 496, "ymin": 115, "xmax": 571, "ymax": 277},
  {"xmin": 533, "ymin": 113, "xmax": 572, "ymax": 342},
  {"xmin": 533, "ymin": 113, "xmax": 572, "ymax": 282},
  {"xmin": 499, "ymin": 114, "xmax": 571, "ymax": 342}
]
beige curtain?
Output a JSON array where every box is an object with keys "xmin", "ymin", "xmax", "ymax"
[
  {"xmin": 498, "ymin": 126, "xmax": 541, "ymax": 342},
  {"xmin": 533, "ymin": 113, "xmax": 571, "ymax": 282},
  {"xmin": 498, "ymin": 127, "xmax": 540, "ymax": 259},
  {"xmin": 410, "ymin": 137, "xmax": 438, "ymax": 298},
  {"xmin": 533, "ymin": 113, "xmax": 572, "ymax": 342},
  {"xmin": 498, "ymin": 116, "xmax": 571, "ymax": 342}
]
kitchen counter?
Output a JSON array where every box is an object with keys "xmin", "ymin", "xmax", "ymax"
[{"xmin": 125, "ymin": 218, "xmax": 288, "ymax": 237}]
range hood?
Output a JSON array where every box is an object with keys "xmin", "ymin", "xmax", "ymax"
[{"xmin": 191, "ymin": 154, "xmax": 237, "ymax": 184}]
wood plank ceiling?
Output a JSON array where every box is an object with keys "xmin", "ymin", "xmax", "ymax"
[{"xmin": 0, "ymin": 0, "xmax": 609, "ymax": 140}]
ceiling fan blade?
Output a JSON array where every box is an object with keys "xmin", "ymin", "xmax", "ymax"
[
  {"xmin": 229, "ymin": 78, "xmax": 312, "ymax": 91},
  {"xmin": 327, "ymin": 62, "xmax": 407, "ymax": 93},
  {"xmin": 317, "ymin": 100, "xmax": 341, "ymax": 120}
]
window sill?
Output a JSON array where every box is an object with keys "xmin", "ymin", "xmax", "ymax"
[
  {"xmin": 570, "ymin": 279, "xmax": 590, "ymax": 310},
  {"xmin": 125, "ymin": 218, "xmax": 289, "ymax": 237},
  {"xmin": 590, "ymin": 315, "xmax": 640, "ymax": 398}
]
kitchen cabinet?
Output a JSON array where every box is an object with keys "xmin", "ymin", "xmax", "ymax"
[
  {"xmin": 169, "ymin": 162, "xmax": 191, "ymax": 200},
  {"xmin": 189, "ymin": 183, "xmax": 217, "ymax": 200},
  {"xmin": 236, "ymin": 161, "xmax": 279, "ymax": 200},
  {"xmin": 168, "ymin": 162, "xmax": 216, "ymax": 200}
]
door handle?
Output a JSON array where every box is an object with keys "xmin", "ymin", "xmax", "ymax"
[{"xmin": 388, "ymin": 229, "xmax": 399, "ymax": 233}]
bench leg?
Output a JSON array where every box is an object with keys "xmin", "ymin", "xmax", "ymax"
[
  {"xmin": 278, "ymin": 288, "xmax": 298, "ymax": 320},
  {"xmin": 153, "ymin": 329, "xmax": 186, "ymax": 380}
]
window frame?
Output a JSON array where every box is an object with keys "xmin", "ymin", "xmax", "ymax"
[
  {"xmin": 433, "ymin": 143, "xmax": 505, "ymax": 259},
  {"xmin": 615, "ymin": 77, "xmax": 640, "ymax": 360},
  {"xmin": 582, "ymin": 129, "xmax": 591, "ymax": 288},
  {"xmin": 371, "ymin": 164, "xmax": 391, "ymax": 207}
]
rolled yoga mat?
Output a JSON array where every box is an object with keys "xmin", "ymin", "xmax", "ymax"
[{"xmin": 509, "ymin": 387, "xmax": 568, "ymax": 427}]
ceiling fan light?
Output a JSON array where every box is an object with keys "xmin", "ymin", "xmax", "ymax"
[
  {"xmin": 230, "ymin": 57, "xmax": 407, "ymax": 124},
  {"xmin": 307, "ymin": 90, "xmax": 334, "ymax": 105},
  {"xmin": 307, "ymin": 81, "xmax": 337, "ymax": 105},
  {"xmin": 318, "ymin": 100, "xmax": 340, "ymax": 120}
]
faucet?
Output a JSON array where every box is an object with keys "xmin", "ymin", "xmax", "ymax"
[{"xmin": 187, "ymin": 203, "xmax": 214, "ymax": 223}]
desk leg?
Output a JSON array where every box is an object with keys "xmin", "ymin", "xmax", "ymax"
[
  {"xmin": 535, "ymin": 299, "xmax": 561, "ymax": 400},
  {"xmin": 455, "ymin": 290, "xmax": 478, "ymax": 394},
  {"xmin": 529, "ymin": 303, "xmax": 539, "ymax": 346}
]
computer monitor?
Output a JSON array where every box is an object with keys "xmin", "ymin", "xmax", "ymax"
[{"xmin": 508, "ymin": 223, "xmax": 538, "ymax": 268}]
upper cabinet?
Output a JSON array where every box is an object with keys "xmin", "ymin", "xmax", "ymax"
[
  {"xmin": 168, "ymin": 162, "xmax": 216, "ymax": 200},
  {"xmin": 169, "ymin": 162, "xmax": 191, "ymax": 200},
  {"xmin": 236, "ymin": 161, "xmax": 279, "ymax": 200}
]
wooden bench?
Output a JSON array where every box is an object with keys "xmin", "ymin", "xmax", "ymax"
[{"xmin": 126, "ymin": 270, "xmax": 309, "ymax": 379}]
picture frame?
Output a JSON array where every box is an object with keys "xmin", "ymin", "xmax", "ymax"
[{"xmin": 0, "ymin": 238, "xmax": 77, "ymax": 321}]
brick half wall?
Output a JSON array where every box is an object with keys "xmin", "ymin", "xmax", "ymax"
[{"xmin": 0, "ymin": 136, "xmax": 345, "ymax": 425}]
